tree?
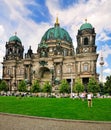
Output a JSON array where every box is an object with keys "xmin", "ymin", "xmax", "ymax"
[
  {"xmin": 31, "ymin": 80, "xmax": 41, "ymax": 93},
  {"xmin": 104, "ymin": 75, "xmax": 111, "ymax": 95},
  {"xmin": 87, "ymin": 77, "xmax": 100, "ymax": 93},
  {"xmin": 59, "ymin": 79, "xmax": 70, "ymax": 93},
  {"xmin": 43, "ymin": 81, "xmax": 52, "ymax": 93},
  {"xmin": 18, "ymin": 80, "xmax": 27, "ymax": 92},
  {"xmin": 0, "ymin": 79, "xmax": 2, "ymax": 84},
  {"xmin": 0, "ymin": 80, "xmax": 8, "ymax": 92},
  {"xmin": 74, "ymin": 78, "xmax": 84, "ymax": 95},
  {"xmin": 99, "ymin": 82, "xmax": 104, "ymax": 95}
]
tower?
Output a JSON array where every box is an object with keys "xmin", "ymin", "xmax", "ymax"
[
  {"xmin": 5, "ymin": 32, "xmax": 24, "ymax": 60},
  {"xmin": 99, "ymin": 50, "xmax": 104, "ymax": 83},
  {"xmin": 76, "ymin": 19, "xmax": 96, "ymax": 54},
  {"xmin": 76, "ymin": 19, "xmax": 98, "ymax": 86},
  {"xmin": 2, "ymin": 33, "xmax": 24, "ymax": 91}
]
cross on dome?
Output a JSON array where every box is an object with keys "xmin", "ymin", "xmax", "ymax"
[
  {"xmin": 15, "ymin": 32, "xmax": 17, "ymax": 36},
  {"xmin": 55, "ymin": 16, "xmax": 60, "ymax": 27},
  {"xmin": 85, "ymin": 18, "xmax": 87, "ymax": 23}
]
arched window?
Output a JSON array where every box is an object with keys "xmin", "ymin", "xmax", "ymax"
[
  {"xmin": 63, "ymin": 34, "xmax": 67, "ymax": 40},
  {"xmin": 64, "ymin": 49, "xmax": 68, "ymax": 56},
  {"xmin": 84, "ymin": 37, "xmax": 88, "ymax": 45},
  {"xmin": 84, "ymin": 64, "xmax": 88, "ymax": 72},
  {"xmin": 49, "ymin": 32, "xmax": 54, "ymax": 39},
  {"xmin": 9, "ymin": 48, "xmax": 12, "ymax": 54}
]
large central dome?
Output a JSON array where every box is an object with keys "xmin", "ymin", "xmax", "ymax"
[
  {"xmin": 41, "ymin": 17, "xmax": 72, "ymax": 44},
  {"xmin": 37, "ymin": 17, "xmax": 75, "ymax": 58}
]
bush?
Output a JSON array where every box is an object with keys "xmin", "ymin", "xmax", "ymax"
[
  {"xmin": 74, "ymin": 78, "xmax": 84, "ymax": 95},
  {"xmin": 0, "ymin": 80, "xmax": 9, "ymax": 92},
  {"xmin": 31, "ymin": 80, "xmax": 41, "ymax": 93},
  {"xmin": 43, "ymin": 81, "xmax": 52, "ymax": 93},
  {"xmin": 59, "ymin": 79, "xmax": 70, "ymax": 93},
  {"xmin": 18, "ymin": 80, "xmax": 27, "ymax": 92}
]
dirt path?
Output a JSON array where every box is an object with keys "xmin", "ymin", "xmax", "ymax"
[{"xmin": 0, "ymin": 113, "xmax": 111, "ymax": 130}]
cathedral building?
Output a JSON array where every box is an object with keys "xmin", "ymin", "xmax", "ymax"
[{"xmin": 2, "ymin": 18, "xmax": 99, "ymax": 91}]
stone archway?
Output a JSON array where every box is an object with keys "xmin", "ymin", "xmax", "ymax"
[{"xmin": 39, "ymin": 67, "xmax": 51, "ymax": 82}]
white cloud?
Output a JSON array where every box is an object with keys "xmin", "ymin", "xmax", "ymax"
[
  {"xmin": 99, "ymin": 74, "xmax": 107, "ymax": 83},
  {"xmin": 101, "ymin": 68, "xmax": 111, "ymax": 82},
  {"xmin": 0, "ymin": 25, "xmax": 5, "ymax": 37},
  {"xmin": 103, "ymin": 68, "xmax": 111, "ymax": 74},
  {"xmin": 46, "ymin": 0, "xmax": 111, "ymax": 49},
  {"xmin": 102, "ymin": 45, "xmax": 111, "ymax": 59},
  {"xmin": 0, "ymin": 0, "xmax": 51, "ymax": 53},
  {"xmin": 97, "ymin": 32, "xmax": 111, "ymax": 41},
  {"xmin": 1, "ymin": 0, "xmax": 111, "ymax": 51}
]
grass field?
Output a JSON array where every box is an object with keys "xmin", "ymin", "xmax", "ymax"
[{"xmin": 0, "ymin": 96, "xmax": 111, "ymax": 121}]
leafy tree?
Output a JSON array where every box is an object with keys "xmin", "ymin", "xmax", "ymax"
[
  {"xmin": 87, "ymin": 77, "xmax": 100, "ymax": 93},
  {"xmin": 18, "ymin": 80, "xmax": 27, "ymax": 92},
  {"xmin": 59, "ymin": 79, "xmax": 70, "ymax": 93},
  {"xmin": 0, "ymin": 79, "xmax": 2, "ymax": 84},
  {"xmin": 43, "ymin": 81, "xmax": 52, "ymax": 93},
  {"xmin": 104, "ymin": 75, "xmax": 111, "ymax": 95},
  {"xmin": 73, "ymin": 78, "xmax": 84, "ymax": 95},
  {"xmin": 31, "ymin": 80, "xmax": 41, "ymax": 93},
  {"xmin": 0, "ymin": 80, "xmax": 8, "ymax": 92},
  {"xmin": 99, "ymin": 82, "xmax": 104, "ymax": 95}
]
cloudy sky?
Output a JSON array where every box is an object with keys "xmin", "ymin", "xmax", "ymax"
[{"xmin": 0, "ymin": 0, "xmax": 111, "ymax": 82}]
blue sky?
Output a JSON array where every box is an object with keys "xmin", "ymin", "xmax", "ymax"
[{"xmin": 0, "ymin": 0, "xmax": 111, "ymax": 82}]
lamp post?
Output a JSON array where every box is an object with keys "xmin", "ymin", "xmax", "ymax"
[
  {"xmin": 14, "ymin": 65, "xmax": 17, "ymax": 91},
  {"xmin": 70, "ymin": 65, "xmax": 73, "ymax": 98},
  {"xmin": 71, "ymin": 71, "xmax": 73, "ymax": 98},
  {"xmin": 99, "ymin": 51, "xmax": 104, "ymax": 84},
  {"xmin": 50, "ymin": 66, "xmax": 54, "ymax": 87},
  {"xmin": 14, "ymin": 56, "xmax": 17, "ymax": 91},
  {"xmin": 9, "ymin": 74, "xmax": 13, "ymax": 91},
  {"xmin": 67, "ymin": 63, "xmax": 73, "ymax": 98}
]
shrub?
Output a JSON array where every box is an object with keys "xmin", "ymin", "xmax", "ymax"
[{"xmin": 0, "ymin": 80, "xmax": 9, "ymax": 92}]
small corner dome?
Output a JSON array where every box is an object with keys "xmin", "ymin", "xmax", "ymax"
[
  {"xmin": 9, "ymin": 34, "xmax": 22, "ymax": 43},
  {"xmin": 80, "ymin": 19, "xmax": 93, "ymax": 30}
]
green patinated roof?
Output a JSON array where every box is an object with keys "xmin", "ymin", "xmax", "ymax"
[
  {"xmin": 9, "ymin": 35, "xmax": 21, "ymax": 43},
  {"xmin": 41, "ymin": 24, "xmax": 72, "ymax": 44},
  {"xmin": 80, "ymin": 23, "xmax": 93, "ymax": 30},
  {"xmin": 39, "ymin": 41, "xmax": 48, "ymax": 48}
]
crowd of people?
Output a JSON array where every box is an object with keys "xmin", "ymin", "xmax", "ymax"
[{"xmin": 72, "ymin": 92, "xmax": 93, "ymax": 107}]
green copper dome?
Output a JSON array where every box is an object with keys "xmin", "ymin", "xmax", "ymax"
[
  {"xmin": 80, "ymin": 22, "xmax": 93, "ymax": 30},
  {"xmin": 41, "ymin": 18, "xmax": 72, "ymax": 44},
  {"xmin": 9, "ymin": 35, "xmax": 21, "ymax": 43}
]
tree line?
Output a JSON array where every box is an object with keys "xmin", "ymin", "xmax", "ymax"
[{"xmin": 0, "ymin": 75, "xmax": 111, "ymax": 95}]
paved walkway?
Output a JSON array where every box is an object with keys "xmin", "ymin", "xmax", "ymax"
[{"xmin": 0, "ymin": 113, "xmax": 111, "ymax": 130}]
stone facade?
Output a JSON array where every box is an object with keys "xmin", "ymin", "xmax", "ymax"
[{"xmin": 2, "ymin": 18, "xmax": 99, "ymax": 91}]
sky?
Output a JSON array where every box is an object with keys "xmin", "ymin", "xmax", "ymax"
[{"xmin": 0, "ymin": 0, "xmax": 111, "ymax": 82}]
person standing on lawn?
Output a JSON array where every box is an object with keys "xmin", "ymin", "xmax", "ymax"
[{"xmin": 87, "ymin": 93, "xmax": 92, "ymax": 107}]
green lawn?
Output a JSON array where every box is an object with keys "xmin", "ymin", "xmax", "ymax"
[{"xmin": 0, "ymin": 96, "xmax": 111, "ymax": 121}]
